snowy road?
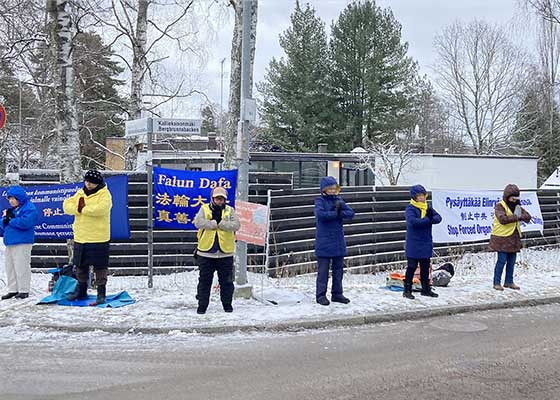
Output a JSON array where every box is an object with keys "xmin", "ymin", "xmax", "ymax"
[{"xmin": 2, "ymin": 303, "xmax": 560, "ymax": 400}]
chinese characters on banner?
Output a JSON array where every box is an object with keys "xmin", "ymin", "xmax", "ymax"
[
  {"xmin": 432, "ymin": 189, "xmax": 544, "ymax": 243},
  {"xmin": 0, "ymin": 175, "xmax": 130, "ymax": 240},
  {"xmin": 153, "ymin": 167, "xmax": 238, "ymax": 230},
  {"xmin": 234, "ymin": 201, "xmax": 269, "ymax": 246}
]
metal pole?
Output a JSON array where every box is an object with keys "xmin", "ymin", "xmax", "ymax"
[
  {"xmin": 261, "ymin": 189, "xmax": 272, "ymax": 302},
  {"xmin": 147, "ymin": 117, "xmax": 154, "ymax": 288},
  {"xmin": 220, "ymin": 57, "xmax": 226, "ymax": 151},
  {"xmin": 235, "ymin": 0, "xmax": 253, "ymax": 286},
  {"xmin": 19, "ymin": 81, "xmax": 22, "ymax": 170}
]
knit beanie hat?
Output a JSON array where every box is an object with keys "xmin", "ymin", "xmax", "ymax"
[{"xmin": 84, "ymin": 170, "xmax": 104, "ymax": 185}]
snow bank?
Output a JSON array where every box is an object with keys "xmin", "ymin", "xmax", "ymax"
[{"xmin": 0, "ymin": 245, "xmax": 559, "ymax": 332}]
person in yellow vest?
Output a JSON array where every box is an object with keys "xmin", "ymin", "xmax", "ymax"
[
  {"xmin": 193, "ymin": 187, "xmax": 240, "ymax": 314},
  {"xmin": 63, "ymin": 170, "xmax": 113, "ymax": 304},
  {"xmin": 489, "ymin": 184, "xmax": 531, "ymax": 291}
]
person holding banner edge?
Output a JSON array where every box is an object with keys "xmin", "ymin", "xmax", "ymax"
[
  {"xmin": 404, "ymin": 185, "xmax": 442, "ymax": 300},
  {"xmin": 63, "ymin": 170, "xmax": 113, "ymax": 305},
  {"xmin": 489, "ymin": 184, "xmax": 531, "ymax": 291},
  {"xmin": 0, "ymin": 186, "xmax": 38, "ymax": 300},
  {"xmin": 193, "ymin": 186, "xmax": 240, "ymax": 314}
]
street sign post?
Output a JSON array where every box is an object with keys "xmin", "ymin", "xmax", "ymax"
[
  {"xmin": 124, "ymin": 116, "xmax": 204, "ymax": 288},
  {"xmin": 125, "ymin": 117, "xmax": 154, "ymax": 288}
]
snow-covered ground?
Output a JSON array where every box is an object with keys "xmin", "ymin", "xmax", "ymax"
[{"xmin": 0, "ymin": 246, "xmax": 559, "ymax": 333}]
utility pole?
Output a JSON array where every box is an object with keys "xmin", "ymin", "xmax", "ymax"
[{"xmin": 235, "ymin": 0, "xmax": 257, "ymax": 289}]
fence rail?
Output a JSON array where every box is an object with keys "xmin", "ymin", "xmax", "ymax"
[{"xmin": 19, "ymin": 170, "xmax": 560, "ymax": 276}]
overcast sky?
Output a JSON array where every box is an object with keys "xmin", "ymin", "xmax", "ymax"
[{"xmin": 189, "ymin": 0, "xmax": 526, "ymax": 118}]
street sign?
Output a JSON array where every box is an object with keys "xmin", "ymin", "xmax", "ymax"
[
  {"xmin": 0, "ymin": 104, "xmax": 6, "ymax": 129},
  {"xmin": 153, "ymin": 118, "xmax": 201, "ymax": 135},
  {"xmin": 125, "ymin": 117, "xmax": 150, "ymax": 137},
  {"xmin": 125, "ymin": 117, "xmax": 202, "ymax": 137}
]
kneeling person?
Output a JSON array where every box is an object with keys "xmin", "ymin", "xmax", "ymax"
[{"xmin": 193, "ymin": 187, "xmax": 240, "ymax": 314}]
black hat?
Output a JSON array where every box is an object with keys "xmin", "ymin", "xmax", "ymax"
[{"xmin": 84, "ymin": 170, "xmax": 103, "ymax": 185}]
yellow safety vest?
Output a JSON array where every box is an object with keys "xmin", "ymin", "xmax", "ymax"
[
  {"xmin": 197, "ymin": 204, "xmax": 235, "ymax": 253},
  {"xmin": 491, "ymin": 200, "xmax": 522, "ymax": 238}
]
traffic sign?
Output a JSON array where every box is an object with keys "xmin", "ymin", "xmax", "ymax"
[{"xmin": 0, "ymin": 104, "xmax": 6, "ymax": 129}]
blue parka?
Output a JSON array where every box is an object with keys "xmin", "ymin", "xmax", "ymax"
[
  {"xmin": 314, "ymin": 177, "xmax": 355, "ymax": 257},
  {"xmin": 0, "ymin": 186, "xmax": 38, "ymax": 246},
  {"xmin": 405, "ymin": 185, "xmax": 442, "ymax": 259}
]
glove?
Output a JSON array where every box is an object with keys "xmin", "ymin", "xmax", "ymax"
[
  {"xmin": 335, "ymin": 201, "xmax": 342, "ymax": 215},
  {"xmin": 514, "ymin": 205, "xmax": 522, "ymax": 218},
  {"xmin": 3, "ymin": 208, "xmax": 14, "ymax": 226},
  {"xmin": 426, "ymin": 207, "xmax": 433, "ymax": 219},
  {"xmin": 77, "ymin": 197, "xmax": 85, "ymax": 213}
]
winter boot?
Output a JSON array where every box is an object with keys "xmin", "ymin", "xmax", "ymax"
[
  {"xmin": 316, "ymin": 296, "xmax": 330, "ymax": 306},
  {"xmin": 421, "ymin": 282, "xmax": 439, "ymax": 298},
  {"xmin": 331, "ymin": 294, "xmax": 351, "ymax": 304},
  {"xmin": 504, "ymin": 283, "xmax": 520, "ymax": 290},
  {"xmin": 15, "ymin": 293, "xmax": 29, "ymax": 299},
  {"xmin": 95, "ymin": 285, "xmax": 106, "ymax": 305},
  {"xmin": 1, "ymin": 292, "xmax": 18, "ymax": 300},
  {"xmin": 403, "ymin": 284, "xmax": 415, "ymax": 300},
  {"xmin": 197, "ymin": 303, "xmax": 208, "ymax": 315},
  {"xmin": 67, "ymin": 282, "xmax": 88, "ymax": 301},
  {"xmin": 223, "ymin": 304, "xmax": 233, "ymax": 313}
]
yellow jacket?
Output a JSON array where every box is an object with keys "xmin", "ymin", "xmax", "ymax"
[
  {"xmin": 63, "ymin": 186, "xmax": 113, "ymax": 243},
  {"xmin": 194, "ymin": 204, "xmax": 240, "ymax": 254}
]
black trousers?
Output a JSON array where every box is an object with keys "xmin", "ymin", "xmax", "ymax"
[
  {"xmin": 73, "ymin": 242, "xmax": 110, "ymax": 286},
  {"xmin": 196, "ymin": 256, "xmax": 235, "ymax": 308},
  {"xmin": 404, "ymin": 258, "xmax": 430, "ymax": 287}
]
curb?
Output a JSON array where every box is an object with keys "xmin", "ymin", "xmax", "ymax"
[{"xmin": 4, "ymin": 295, "xmax": 560, "ymax": 336}]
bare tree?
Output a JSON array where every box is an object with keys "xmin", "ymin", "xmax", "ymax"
[
  {"xmin": 357, "ymin": 138, "xmax": 415, "ymax": 186},
  {"xmin": 433, "ymin": 20, "xmax": 530, "ymax": 154},
  {"xmin": 47, "ymin": 0, "xmax": 81, "ymax": 182},
  {"xmin": 224, "ymin": 0, "xmax": 258, "ymax": 168}
]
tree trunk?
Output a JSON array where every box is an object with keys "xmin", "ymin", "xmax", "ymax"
[
  {"xmin": 125, "ymin": 0, "xmax": 150, "ymax": 170},
  {"xmin": 224, "ymin": 0, "xmax": 257, "ymax": 168},
  {"xmin": 47, "ymin": 0, "xmax": 81, "ymax": 183}
]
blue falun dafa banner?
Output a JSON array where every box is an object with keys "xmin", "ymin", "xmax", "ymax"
[
  {"xmin": 153, "ymin": 167, "xmax": 238, "ymax": 230},
  {"xmin": 0, "ymin": 175, "xmax": 130, "ymax": 240}
]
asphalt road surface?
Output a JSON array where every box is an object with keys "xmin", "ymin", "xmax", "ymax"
[{"xmin": 2, "ymin": 304, "xmax": 560, "ymax": 400}]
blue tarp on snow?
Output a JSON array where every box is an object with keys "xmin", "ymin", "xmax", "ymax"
[{"xmin": 38, "ymin": 276, "xmax": 135, "ymax": 308}]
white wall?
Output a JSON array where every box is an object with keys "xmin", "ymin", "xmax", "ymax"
[{"xmin": 375, "ymin": 154, "xmax": 538, "ymax": 190}]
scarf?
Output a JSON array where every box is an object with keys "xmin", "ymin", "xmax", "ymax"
[
  {"xmin": 410, "ymin": 199, "xmax": 428, "ymax": 218},
  {"xmin": 83, "ymin": 182, "xmax": 106, "ymax": 197}
]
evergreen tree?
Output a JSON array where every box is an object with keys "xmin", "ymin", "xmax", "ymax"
[
  {"xmin": 258, "ymin": 1, "xmax": 338, "ymax": 152},
  {"xmin": 513, "ymin": 80, "xmax": 560, "ymax": 184},
  {"xmin": 200, "ymin": 105, "xmax": 217, "ymax": 136},
  {"xmin": 329, "ymin": 0, "xmax": 417, "ymax": 149},
  {"xmin": 73, "ymin": 32, "xmax": 126, "ymax": 169}
]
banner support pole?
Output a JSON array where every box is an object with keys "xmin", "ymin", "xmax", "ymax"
[{"xmin": 147, "ymin": 117, "xmax": 154, "ymax": 289}]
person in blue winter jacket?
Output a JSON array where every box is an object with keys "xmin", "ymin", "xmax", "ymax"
[
  {"xmin": 314, "ymin": 176, "xmax": 355, "ymax": 306},
  {"xmin": 403, "ymin": 184, "xmax": 442, "ymax": 300},
  {"xmin": 0, "ymin": 186, "xmax": 38, "ymax": 300}
]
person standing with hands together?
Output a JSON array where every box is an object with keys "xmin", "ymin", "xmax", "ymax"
[
  {"xmin": 403, "ymin": 185, "xmax": 442, "ymax": 300},
  {"xmin": 314, "ymin": 176, "xmax": 355, "ymax": 306},
  {"xmin": 193, "ymin": 187, "xmax": 240, "ymax": 315},
  {"xmin": 489, "ymin": 184, "xmax": 531, "ymax": 291}
]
